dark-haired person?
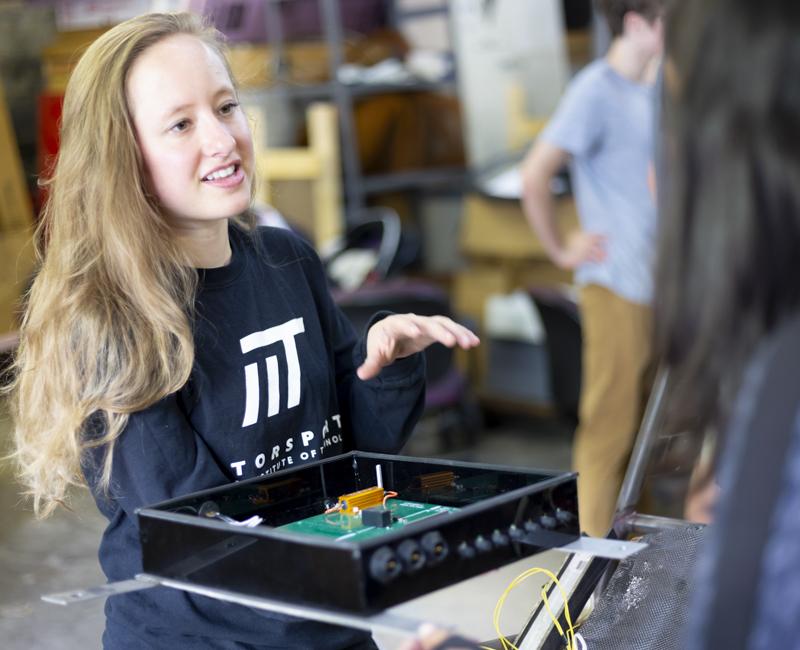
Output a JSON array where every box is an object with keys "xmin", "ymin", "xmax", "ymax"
[
  {"xmin": 656, "ymin": 0, "xmax": 800, "ymax": 647},
  {"xmin": 407, "ymin": 0, "xmax": 800, "ymax": 646},
  {"xmin": 521, "ymin": 0, "xmax": 665, "ymax": 536}
]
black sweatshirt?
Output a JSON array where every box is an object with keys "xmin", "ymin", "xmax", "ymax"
[{"xmin": 83, "ymin": 224, "xmax": 426, "ymax": 649}]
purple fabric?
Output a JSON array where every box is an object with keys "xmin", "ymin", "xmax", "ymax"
[
  {"xmin": 425, "ymin": 366, "xmax": 466, "ymax": 409},
  {"xmin": 190, "ymin": 0, "xmax": 387, "ymax": 43}
]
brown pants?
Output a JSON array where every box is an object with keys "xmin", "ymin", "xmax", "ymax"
[{"xmin": 574, "ymin": 285, "xmax": 653, "ymax": 536}]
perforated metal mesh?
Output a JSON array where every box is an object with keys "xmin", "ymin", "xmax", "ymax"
[{"xmin": 577, "ymin": 524, "xmax": 707, "ymax": 650}]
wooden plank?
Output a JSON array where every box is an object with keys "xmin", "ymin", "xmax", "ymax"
[
  {"xmin": 507, "ymin": 84, "xmax": 547, "ymax": 150},
  {"xmin": 0, "ymin": 81, "xmax": 34, "ymax": 231},
  {"xmin": 257, "ymin": 150, "xmax": 321, "ymax": 180},
  {"xmin": 0, "ymin": 227, "xmax": 35, "ymax": 336},
  {"xmin": 0, "ymin": 77, "xmax": 35, "ymax": 338},
  {"xmin": 254, "ymin": 102, "xmax": 343, "ymax": 250},
  {"xmin": 307, "ymin": 103, "xmax": 342, "ymax": 249}
]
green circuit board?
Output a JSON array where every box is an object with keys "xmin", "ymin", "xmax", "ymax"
[{"xmin": 277, "ymin": 499, "xmax": 459, "ymax": 542}]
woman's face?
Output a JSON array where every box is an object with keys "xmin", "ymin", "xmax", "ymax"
[{"xmin": 126, "ymin": 34, "xmax": 254, "ymax": 228}]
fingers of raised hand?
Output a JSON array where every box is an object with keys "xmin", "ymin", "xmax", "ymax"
[
  {"xmin": 357, "ymin": 314, "xmax": 480, "ymax": 381},
  {"xmin": 425, "ymin": 315, "xmax": 480, "ymax": 349}
]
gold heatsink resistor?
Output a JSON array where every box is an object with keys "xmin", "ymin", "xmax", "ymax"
[
  {"xmin": 419, "ymin": 471, "xmax": 456, "ymax": 491},
  {"xmin": 337, "ymin": 486, "xmax": 385, "ymax": 516}
]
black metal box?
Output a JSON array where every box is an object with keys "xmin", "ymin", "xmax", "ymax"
[{"xmin": 137, "ymin": 452, "xmax": 579, "ymax": 614}]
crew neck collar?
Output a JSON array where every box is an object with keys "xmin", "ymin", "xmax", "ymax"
[{"xmin": 197, "ymin": 222, "xmax": 248, "ymax": 288}]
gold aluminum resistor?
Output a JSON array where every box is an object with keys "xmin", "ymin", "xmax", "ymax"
[
  {"xmin": 419, "ymin": 471, "xmax": 456, "ymax": 491},
  {"xmin": 337, "ymin": 486, "xmax": 385, "ymax": 516}
]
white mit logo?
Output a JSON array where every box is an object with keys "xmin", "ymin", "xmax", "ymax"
[{"xmin": 239, "ymin": 317, "xmax": 305, "ymax": 427}]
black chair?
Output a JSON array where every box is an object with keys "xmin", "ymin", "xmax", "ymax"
[
  {"xmin": 324, "ymin": 211, "xmax": 481, "ymax": 450},
  {"xmin": 527, "ymin": 287, "xmax": 582, "ymax": 423}
]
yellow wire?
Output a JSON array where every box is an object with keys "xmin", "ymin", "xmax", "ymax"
[
  {"xmin": 541, "ymin": 585, "xmax": 571, "ymax": 646},
  {"xmin": 489, "ymin": 567, "xmax": 577, "ymax": 650}
]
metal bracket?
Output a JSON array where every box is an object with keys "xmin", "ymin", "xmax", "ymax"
[
  {"xmin": 515, "ymin": 528, "xmax": 647, "ymax": 560},
  {"xmin": 42, "ymin": 573, "xmax": 425, "ymax": 637},
  {"xmin": 41, "ymin": 536, "xmax": 644, "ymax": 636},
  {"xmin": 554, "ymin": 536, "xmax": 646, "ymax": 560},
  {"xmin": 152, "ymin": 575, "xmax": 425, "ymax": 636},
  {"xmin": 41, "ymin": 575, "xmax": 159, "ymax": 605}
]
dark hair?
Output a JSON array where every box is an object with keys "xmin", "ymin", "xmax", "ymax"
[
  {"xmin": 655, "ymin": 0, "xmax": 800, "ymax": 437},
  {"xmin": 596, "ymin": 0, "xmax": 665, "ymax": 37}
]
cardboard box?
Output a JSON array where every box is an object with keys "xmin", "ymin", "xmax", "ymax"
[
  {"xmin": 41, "ymin": 31, "xmax": 347, "ymax": 94},
  {"xmin": 452, "ymin": 263, "xmax": 510, "ymax": 327},
  {"xmin": 452, "ymin": 264, "xmax": 511, "ymax": 384},
  {"xmin": 460, "ymin": 193, "xmax": 579, "ymax": 261},
  {"xmin": 228, "ymin": 41, "xmax": 356, "ymax": 89},
  {"xmin": 455, "ymin": 194, "xmax": 574, "ymax": 333},
  {"xmin": 41, "ymin": 28, "xmax": 109, "ymax": 93},
  {"xmin": 455, "ymin": 194, "xmax": 576, "ymax": 400}
]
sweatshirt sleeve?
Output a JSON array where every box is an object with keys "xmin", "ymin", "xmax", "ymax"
[
  {"xmin": 85, "ymin": 392, "xmax": 231, "ymax": 519},
  {"xmin": 335, "ymin": 306, "xmax": 426, "ymax": 453}
]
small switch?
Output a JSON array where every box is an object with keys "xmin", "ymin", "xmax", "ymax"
[
  {"xmin": 457, "ymin": 542, "xmax": 476, "ymax": 559},
  {"xmin": 556, "ymin": 508, "xmax": 575, "ymax": 524},
  {"xmin": 508, "ymin": 524, "xmax": 524, "ymax": 540},
  {"xmin": 491, "ymin": 529, "xmax": 510, "ymax": 547},
  {"xmin": 524, "ymin": 519, "xmax": 541, "ymax": 533},
  {"xmin": 539, "ymin": 514, "xmax": 557, "ymax": 530},
  {"xmin": 474, "ymin": 535, "xmax": 493, "ymax": 553}
]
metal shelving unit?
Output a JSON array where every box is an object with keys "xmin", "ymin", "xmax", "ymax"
[{"xmin": 262, "ymin": 0, "xmax": 467, "ymax": 221}]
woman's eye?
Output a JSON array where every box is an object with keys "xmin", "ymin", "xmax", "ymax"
[
  {"xmin": 219, "ymin": 101, "xmax": 239, "ymax": 116},
  {"xmin": 171, "ymin": 119, "xmax": 190, "ymax": 132}
]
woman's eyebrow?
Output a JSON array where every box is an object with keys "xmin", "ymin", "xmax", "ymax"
[
  {"xmin": 160, "ymin": 87, "xmax": 234, "ymax": 121},
  {"xmin": 163, "ymin": 102, "xmax": 193, "ymax": 120}
]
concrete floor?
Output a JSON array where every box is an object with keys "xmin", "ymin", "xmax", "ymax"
[
  {"xmin": 0, "ymin": 402, "xmax": 573, "ymax": 649},
  {"xmin": 0, "ymin": 404, "xmax": 107, "ymax": 649}
]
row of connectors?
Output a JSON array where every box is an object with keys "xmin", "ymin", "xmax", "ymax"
[
  {"xmin": 368, "ymin": 532, "xmax": 449, "ymax": 583},
  {"xmin": 455, "ymin": 510, "xmax": 577, "ymax": 558}
]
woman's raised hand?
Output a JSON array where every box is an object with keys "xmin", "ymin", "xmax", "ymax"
[{"xmin": 357, "ymin": 314, "xmax": 480, "ymax": 381}]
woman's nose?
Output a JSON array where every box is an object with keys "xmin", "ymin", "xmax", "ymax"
[{"xmin": 199, "ymin": 116, "xmax": 235, "ymax": 157}]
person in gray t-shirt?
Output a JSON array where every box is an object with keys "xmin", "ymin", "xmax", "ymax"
[{"xmin": 521, "ymin": 0, "xmax": 664, "ymax": 537}]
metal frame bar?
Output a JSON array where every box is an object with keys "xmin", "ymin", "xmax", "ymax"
[
  {"xmin": 614, "ymin": 367, "xmax": 670, "ymax": 525},
  {"xmin": 319, "ymin": 0, "xmax": 364, "ymax": 213}
]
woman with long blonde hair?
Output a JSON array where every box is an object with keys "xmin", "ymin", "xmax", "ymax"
[{"xmin": 8, "ymin": 12, "xmax": 478, "ymax": 649}]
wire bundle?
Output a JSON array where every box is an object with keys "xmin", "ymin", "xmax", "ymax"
[{"xmin": 481, "ymin": 567, "xmax": 577, "ymax": 650}]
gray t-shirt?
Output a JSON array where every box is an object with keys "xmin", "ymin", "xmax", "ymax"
[{"xmin": 541, "ymin": 59, "xmax": 657, "ymax": 305}]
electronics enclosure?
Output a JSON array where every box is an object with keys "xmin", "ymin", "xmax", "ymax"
[{"xmin": 137, "ymin": 452, "xmax": 579, "ymax": 614}]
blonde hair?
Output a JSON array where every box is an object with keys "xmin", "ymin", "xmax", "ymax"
[{"xmin": 7, "ymin": 12, "xmax": 255, "ymax": 517}]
